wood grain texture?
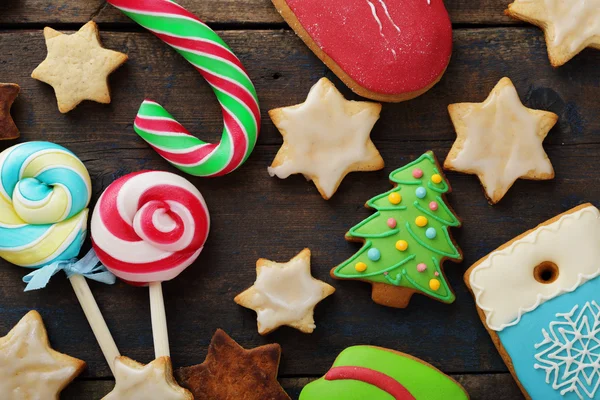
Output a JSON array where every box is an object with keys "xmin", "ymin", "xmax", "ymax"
[
  {"xmin": 60, "ymin": 374, "xmax": 524, "ymax": 399},
  {"xmin": 0, "ymin": 20, "xmax": 598, "ymax": 400},
  {"xmin": 2, "ymin": 29, "xmax": 598, "ymax": 149},
  {"xmin": 0, "ymin": 0, "xmax": 517, "ymax": 25}
]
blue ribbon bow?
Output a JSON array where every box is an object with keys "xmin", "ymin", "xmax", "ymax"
[{"xmin": 22, "ymin": 249, "xmax": 116, "ymax": 291}]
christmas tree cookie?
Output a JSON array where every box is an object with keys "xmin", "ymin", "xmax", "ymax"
[{"xmin": 332, "ymin": 152, "xmax": 462, "ymax": 308}]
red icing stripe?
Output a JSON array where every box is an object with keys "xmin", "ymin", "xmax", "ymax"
[{"xmin": 325, "ymin": 366, "xmax": 416, "ymax": 400}]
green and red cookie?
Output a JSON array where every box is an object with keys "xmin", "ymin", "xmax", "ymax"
[{"xmin": 300, "ymin": 346, "xmax": 469, "ymax": 400}]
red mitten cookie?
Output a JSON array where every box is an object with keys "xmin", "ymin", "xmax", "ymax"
[{"xmin": 272, "ymin": 0, "xmax": 453, "ymax": 102}]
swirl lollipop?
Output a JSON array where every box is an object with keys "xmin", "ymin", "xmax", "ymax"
[
  {"xmin": 91, "ymin": 170, "xmax": 210, "ymax": 357},
  {"xmin": 0, "ymin": 141, "xmax": 120, "ymax": 373}
]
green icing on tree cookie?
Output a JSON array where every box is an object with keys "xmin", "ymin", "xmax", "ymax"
[{"xmin": 333, "ymin": 151, "xmax": 462, "ymax": 305}]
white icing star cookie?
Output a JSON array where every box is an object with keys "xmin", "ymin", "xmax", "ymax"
[
  {"xmin": 268, "ymin": 77, "xmax": 384, "ymax": 200},
  {"xmin": 103, "ymin": 356, "xmax": 192, "ymax": 400},
  {"xmin": 444, "ymin": 77, "xmax": 557, "ymax": 204},
  {"xmin": 0, "ymin": 310, "xmax": 85, "ymax": 400},
  {"xmin": 506, "ymin": 0, "xmax": 600, "ymax": 66},
  {"xmin": 234, "ymin": 248, "xmax": 335, "ymax": 335}
]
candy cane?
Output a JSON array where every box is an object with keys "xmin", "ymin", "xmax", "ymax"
[{"xmin": 107, "ymin": 0, "xmax": 261, "ymax": 177}]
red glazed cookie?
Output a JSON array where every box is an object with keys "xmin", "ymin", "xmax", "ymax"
[{"xmin": 272, "ymin": 0, "xmax": 453, "ymax": 102}]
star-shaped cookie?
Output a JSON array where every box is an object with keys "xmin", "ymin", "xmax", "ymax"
[
  {"xmin": 268, "ymin": 77, "xmax": 384, "ymax": 200},
  {"xmin": 506, "ymin": 0, "xmax": 600, "ymax": 66},
  {"xmin": 0, "ymin": 310, "xmax": 85, "ymax": 400},
  {"xmin": 31, "ymin": 21, "xmax": 128, "ymax": 113},
  {"xmin": 103, "ymin": 356, "xmax": 192, "ymax": 400},
  {"xmin": 0, "ymin": 83, "xmax": 20, "ymax": 140},
  {"xmin": 176, "ymin": 329, "xmax": 290, "ymax": 400},
  {"xmin": 235, "ymin": 248, "xmax": 335, "ymax": 335},
  {"xmin": 444, "ymin": 77, "xmax": 557, "ymax": 204}
]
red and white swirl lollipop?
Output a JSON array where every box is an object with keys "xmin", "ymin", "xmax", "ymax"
[{"xmin": 91, "ymin": 170, "xmax": 209, "ymax": 357}]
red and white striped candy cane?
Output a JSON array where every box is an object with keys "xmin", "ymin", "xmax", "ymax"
[{"xmin": 108, "ymin": 0, "xmax": 261, "ymax": 177}]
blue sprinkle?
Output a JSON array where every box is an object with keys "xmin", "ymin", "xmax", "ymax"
[
  {"xmin": 368, "ymin": 248, "xmax": 381, "ymax": 261},
  {"xmin": 426, "ymin": 227, "xmax": 437, "ymax": 239},
  {"xmin": 416, "ymin": 187, "xmax": 427, "ymax": 199}
]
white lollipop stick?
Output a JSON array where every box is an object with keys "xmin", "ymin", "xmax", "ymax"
[
  {"xmin": 69, "ymin": 274, "xmax": 120, "ymax": 373},
  {"xmin": 149, "ymin": 281, "xmax": 170, "ymax": 358}
]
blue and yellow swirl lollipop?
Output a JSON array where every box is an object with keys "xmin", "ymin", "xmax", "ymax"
[
  {"xmin": 0, "ymin": 141, "xmax": 91, "ymax": 267},
  {"xmin": 0, "ymin": 141, "xmax": 121, "ymax": 373}
]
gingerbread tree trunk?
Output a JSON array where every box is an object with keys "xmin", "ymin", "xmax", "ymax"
[{"xmin": 332, "ymin": 152, "xmax": 462, "ymax": 308}]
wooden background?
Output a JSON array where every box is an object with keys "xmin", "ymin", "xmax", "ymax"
[{"xmin": 1, "ymin": 0, "xmax": 598, "ymax": 398}]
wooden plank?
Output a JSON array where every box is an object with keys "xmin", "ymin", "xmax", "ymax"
[
  {"xmin": 61, "ymin": 374, "xmax": 524, "ymax": 399},
  {"xmin": 0, "ymin": 0, "xmax": 521, "ymax": 26},
  {"xmin": 1, "ymin": 29, "xmax": 599, "ymax": 150},
  {"xmin": 0, "ymin": 140, "xmax": 596, "ymax": 378},
  {"xmin": 0, "ymin": 29, "xmax": 598, "ymax": 380}
]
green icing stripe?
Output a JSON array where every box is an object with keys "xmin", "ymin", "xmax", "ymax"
[
  {"xmin": 413, "ymin": 197, "xmax": 460, "ymax": 227},
  {"xmin": 406, "ymin": 222, "xmax": 460, "ymax": 259}
]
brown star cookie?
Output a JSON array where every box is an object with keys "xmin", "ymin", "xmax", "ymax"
[
  {"xmin": 176, "ymin": 329, "xmax": 290, "ymax": 400},
  {"xmin": 31, "ymin": 21, "xmax": 128, "ymax": 113},
  {"xmin": 0, "ymin": 83, "xmax": 20, "ymax": 140}
]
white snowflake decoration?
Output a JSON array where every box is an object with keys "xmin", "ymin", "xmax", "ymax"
[{"xmin": 534, "ymin": 301, "xmax": 600, "ymax": 400}]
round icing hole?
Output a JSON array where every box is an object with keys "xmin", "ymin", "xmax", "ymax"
[{"xmin": 534, "ymin": 261, "xmax": 559, "ymax": 284}]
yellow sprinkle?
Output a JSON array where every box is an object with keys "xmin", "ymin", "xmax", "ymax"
[
  {"xmin": 431, "ymin": 174, "xmax": 443, "ymax": 184},
  {"xmin": 388, "ymin": 192, "xmax": 402, "ymax": 205},
  {"xmin": 415, "ymin": 216, "xmax": 428, "ymax": 227},
  {"xmin": 395, "ymin": 240, "xmax": 408, "ymax": 251},
  {"xmin": 355, "ymin": 262, "xmax": 368, "ymax": 272},
  {"xmin": 429, "ymin": 278, "xmax": 441, "ymax": 291}
]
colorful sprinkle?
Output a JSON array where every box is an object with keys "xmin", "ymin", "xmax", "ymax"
[
  {"xmin": 395, "ymin": 240, "xmax": 408, "ymax": 251},
  {"xmin": 368, "ymin": 248, "xmax": 381, "ymax": 261},
  {"xmin": 434, "ymin": 271, "xmax": 440, "ymax": 276},
  {"xmin": 429, "ymin": 278, "xmax": 441, "ymax": 291},
  {"xmin": 426, "ymin": 227, "xmax": 437, "ymax": 239},
  {"xmin": 387, "ymin": 218, "xmax": 397, "ymax": 228},
  {"xmin": 431, "ymin": 174, "xmax": 443, "ymax": 184},
  {"xmin": 415, "ymin": 187, "xmax": 426, "ymax": 199},
  {"xmin": 415, "ymin": 216, "xmax": 428, "ymax": 227},
  {"xmin": 388, "ymin": 192, "xmax": 402, "ymax": 205},
  {"xmin": 355, "ymin": 262, "xmax": 367, "ymax": 272},
  {"xmin": 412, "ymin": 168, "xmax": 423, "ymax": 178},
  {"xmin": 417, "ymin": 263, "xmax": 427, "ymax": 272},
  {"xmin": 429, "ymin": 201, "xmax": 438, "ymax": 211}
]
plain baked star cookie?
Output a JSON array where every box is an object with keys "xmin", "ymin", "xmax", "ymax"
[
  {"xmin": 176, "ymin": 329, "xmax": 291, "ymax": 400},
  {"xmin": 506, "ymin": 0, "xmax": 600, "ymax": 66},
  {"xmin": 444, "ymin": 77, "xmax": 557, "ymax": 204},
  {"xmin": 235, "ymin": 248, "xmax": 335, "ymax": 335},
  {"xmin": 0, "ymin": 310, "xmax": 85, "ymax": 400},
  {"xmin": 103, "ymin": 356, "xmax": 192, "ymax": 400},
  {"xmin": 31, "ymin": 21, "xmax": 128, "ymax": 113},
  {"xmin": 0, "ymin": 83, "xmax": 20, "ymax": 140},
  {"xmin": 268, "ymin": 77, "xmax": 384, "ymax": 200}
]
